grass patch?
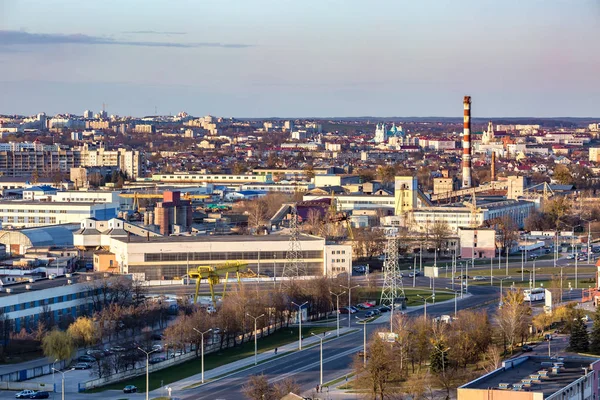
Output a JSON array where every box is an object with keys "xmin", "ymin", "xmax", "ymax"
[
  {"xmin": 323, "ymin": 373, "xmax": 355, "ymax": 388},
  {"xmin": 89, "ymin": 326, "xmax": 333, "ymax": 393},
  {"xmin": 356, "ymin": 287, "xmax": 454, "ymax": 307}
]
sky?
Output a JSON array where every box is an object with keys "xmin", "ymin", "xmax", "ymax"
[{"xmin": 0, "ymin": 0, "xmax": 599, "ymax": 118}]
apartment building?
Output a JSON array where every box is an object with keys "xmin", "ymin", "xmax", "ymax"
[{"xmin": 0, "ymin": 142, "xmax": 144, "ymax": 179}]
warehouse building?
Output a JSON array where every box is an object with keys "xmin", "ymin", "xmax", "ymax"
[
  {"xmin": 0, "ymin": 201, "xmax": 118, "ymax": 228},
  {"xmin": 104, "ymin": 234, "xmax": 351, "ymax": 280}
]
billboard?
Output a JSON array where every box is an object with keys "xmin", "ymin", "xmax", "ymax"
[
  {"xmin": 424, "ymin": 266, "xmax": 439, "ymax": 278},
  {"xmin": 378, "ymin": 332, "xmax": 399, "ymax": 343}
]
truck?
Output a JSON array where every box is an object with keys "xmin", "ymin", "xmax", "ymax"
[{"xmin": 519, "ymin": 241, "xmax": 545, "ymax": 252}]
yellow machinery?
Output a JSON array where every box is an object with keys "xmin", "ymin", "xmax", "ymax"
[
  {"xmin": 190, "ymin": 261, "xmax": 248, "ymax": 307},
  {"xmin": 119, "ymin": 192, "xmax": 212, "ymax": 210}
]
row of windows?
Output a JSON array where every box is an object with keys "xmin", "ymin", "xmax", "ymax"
[
  {"xmin": 159, "ymin": 175, "xmax": 261, "ymax": 181},
  {"xmin": 0, "ymin": 209, "xmax": 66, "ymax": 214},
  {"xmin": 3, "ymin": 216, "xmax": 56, "ymax": 224},
  {"xmin": 144, "ymin": 250, "xmax": 324, "ymax": 262},
  {"xmin": 331, "ymin": 259, "xmax": 347, "ymax": 263},
  {"xmin": 3, "ymin": 290, "xmax": 98, "ymax": 313},
  {"xmin": 130, "ymin": 262, "xmax": 324, "ymax": 280}
]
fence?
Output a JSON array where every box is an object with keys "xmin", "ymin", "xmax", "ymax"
[
  {"xmin": 0, "ymin": 360, "xmax": 66, "ymax": 383},
  {"xmin": 79, "ymin": 322, "xmax": 285, "ymax": 391}
]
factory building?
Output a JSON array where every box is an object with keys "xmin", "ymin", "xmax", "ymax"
[
  {"xmin": 0, "ymin": 201, "xmax": 118, "ymax": 229},
  {"xmin": 105, "ymin": 234, "xmax": 351, "ymax": 281},
  {"xmin": 154, "ymin": 191, "xmax": 192, "ymax": 235}
]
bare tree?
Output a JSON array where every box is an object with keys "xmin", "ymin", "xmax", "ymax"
[{"xmin": 496, "ymin": 290, "xmax": 530, "ymax": 353}]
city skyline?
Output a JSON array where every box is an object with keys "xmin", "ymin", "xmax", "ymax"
[{"xmin": 1, "ymin": 0, "xmax": 599, "ymax": 117}]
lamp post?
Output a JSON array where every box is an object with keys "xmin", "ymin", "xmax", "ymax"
[
  {"xmin": 339, "ymin": 284, "xmax": 359, "ymax": 328},
  {"xmin": 581, "ymin": 217, "xmax": 595, "ymax": 264},
  {"xmin": 356, "ymin": 317, "xmax": 367, "ymax": 366},
  {"xmin": 52, "ymin": 359, "xmax": 59, "ymax": 399},
  {"xmin": 311, "ymin": 332, "xmax": 329, "ymax": 385},
  {"xmin": 291, "ymin": 301, "xmax": 308, "ymax": 350},
  {"xmin": 192, "ymin": 328, "xmax": 212, "ymax": 383},
  {"xmin": 246, "ymin": 313, "xmax": 264, "ymax": 365},
  {"xmin": 330, "ymin": 291, "xmax": 345, "ymax": 337},
  {"xmin": 52, "ymin": 368, "xmax": 75, "ymax": 400},
  {"xmin": 416, "ymin": 294, "xmax": 435, "ymax": 320},
  {"xmin": 137, "ymin": 347, "xmax": 157, "ymax": 400},
  {"xmin": 494, "ymin": 276, "xmax": 512, "ymax": 304}
]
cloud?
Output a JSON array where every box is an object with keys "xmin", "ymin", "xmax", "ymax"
[
  {"xmin": 0, "ymin": 30, "xmax": 251, "ymax": 50},
  {"xmin": 123, "ymin": 30, "xmax": 187, "ymax": 35}
]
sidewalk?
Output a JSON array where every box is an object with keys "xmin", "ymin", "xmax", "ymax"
[{"xmin": 150, "ymin": 326, "xmax": 358, "ymax": 395}]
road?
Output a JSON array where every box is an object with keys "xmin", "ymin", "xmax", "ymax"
[{"xmin": 174, "ymin": 284, "xmax": 500, "ymax": 400}]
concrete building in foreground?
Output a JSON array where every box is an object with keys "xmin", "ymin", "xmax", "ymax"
[
  {"xmin": 105, "ymin": 234, "xmax": 351, "ymax": 280},
  {"xmin": 458, "ymin": 355, "xmax": 600, "ymax": 400}
]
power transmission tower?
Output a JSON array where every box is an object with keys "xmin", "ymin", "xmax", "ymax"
[
  {"xmin": 380, "ymin": 232, "xmax": 405, "ymax": 306},
  {"xmin": 281, "ymin": 205, "xmax": 307, "ymax": 283}
]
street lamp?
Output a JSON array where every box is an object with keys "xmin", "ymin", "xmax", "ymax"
[
  {"xmin": 581, "ymin": 217, "xmax": 595, "ymax": 264},
  {"xmin": 192, "ymin": 327, "xmax": 212, "ymax": 383},
  {"xmin": 51, "ymin": 368, "xmax": 75, "ymax": 400},
  {"xmin": 339, "ymin": 284, "xmax": 360, "ymax": 328},
  {"xmin": 52, "ymin": 359, "xmax": 59, "ymax": 399},
  {"xmin": 246, "ymin": 313, "xmax": 264, "ymax": 365},
  {"xmin": 291, "ymin": 301, "xmax": 308, "ymax": 350},
  {"xmin": 416, "ymin": 294, "xmax": 435, "ymax": 320},
  {"xmin": 311, "ymin": 332, "xmax": 330, "ymax": 385},
  {"xmin": 494, "ymin": 276, "xmax": 512, "ymax": 304},
  {"xmin": 329, "ymin": 291, "xmax": 345, "ymax": 337},
  {"xmin": 137, "ymin": 347, "xmax": 157, "ymax": 400},
  {"xmin": 356, "ymin": 316, "xmax": 368, "ymax": 366}
]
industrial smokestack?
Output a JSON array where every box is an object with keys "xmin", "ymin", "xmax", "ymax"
[
  {"xmin": 462, "ymin": 96, "xmax": 472, "ymax": 188},
  {"xmin": 491, "ymin": 151, "xmax": 496, "ymax": 182}
]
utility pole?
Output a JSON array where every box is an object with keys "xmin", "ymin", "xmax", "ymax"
[{"xmin": 246, "ymin": 313, "xmax": 264, "ymax": 365}]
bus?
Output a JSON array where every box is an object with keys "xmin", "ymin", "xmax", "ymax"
[{"xmin": 523, "ymin": 288, "xmax": 545, "ymax": 302}]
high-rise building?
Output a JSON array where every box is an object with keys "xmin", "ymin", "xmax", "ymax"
[{"xmin": 83, "ymin": 110, "xmax": 93, "ymax": 119}]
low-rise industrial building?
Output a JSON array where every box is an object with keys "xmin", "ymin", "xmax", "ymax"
[
  {"xmin": 0, "ymin": 224, "xmax": 77, "ymax": 255},
  {"xmin": 104, "ymin": 234, "xmax": 351, "ymax": 280},
  {"xmin": 0, "ymin": 201, "xmax": 118, "ymax": 228},
  {"xmin": 458, "ymin": 355, "xmax": 600, "ymax": 400}
]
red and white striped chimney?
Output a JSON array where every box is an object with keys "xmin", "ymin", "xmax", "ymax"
[{"xmin": 462, "ymin": 96, "xmax": 472, "ymax": 188}]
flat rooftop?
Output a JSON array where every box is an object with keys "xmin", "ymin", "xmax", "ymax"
[
  {"xmin": 0, "ymin": 272, "xmax": 108, "ymax": 297},
  {"xmin": 0, "ymin": 201, "xmax": 115, "ymax": 206},
  {"xmin": 463, "ymin": 356, "xmax": 594, "ymax": 397},
  {"xmin": 113, "ymin": 234, "xmax": 323, "ymax": 244}
]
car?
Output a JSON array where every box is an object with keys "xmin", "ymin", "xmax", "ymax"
[
  {"xmin": 545, "ymin": 334, "xmax": 553, "ymax": 341},
  {"xmin": 338, "ymin": 308, "xmax": 350, "ymax": 314},
  {"xmin": 521, "ymin": 344, "xmax": 533, "ymax": 352},
  {"xmin": 408, "ymin": 271, "xmax": 421, "ymax": 278},
  {"xmin": 123, "ymin": 385, "xmax": 138, "ymax": 394},
  {"xmin": 355, "ymin": 304, "xmax": 367, "ymax": 310},
  {"xmin": 581, "ymin": 315, "xmax": 590, "ymax": 322},
  {"xmin": 372, "ymin": 309, "xmax": 381, "ymax": 315},
  {"xmin": 73, "ymin": 362, "xmax": 91, "ymax": 370},
  {"xmin": 174, "ymin": 350, "xmax": 183, "ymax": 357},
  {"xmin": 86, "ymin": 349, "xmax": 104, "ymax": 357},
  {"xmin": 15, "ymin": 390, "xmax": 36, "ymax": 398},
  {"xmin": 30, "ymin": 392, "xmax": 49, "ymax": 399},
  {"xmin": 545, "ymin": 248, "xmax": 551, "ymax": 254},
  {"xmin": 567, "ymin": 254, "xmax": 575, "ymax": 260},
  {"xmin": 349, "ymin": 306, "xmax": 359, "ymax": 313},
  {"xmin": 529, "ymin": 254, "xmax": 538, "ymax": 260},
  {"xmin": 378, "ymin": 305, "xmax": 390, "ymax": 313},
  {"xmin": 365, "ymin": 311, "xmax": 375, "ymax": 318},
  {"xmin": 79, "ymin": 355, "xmax": 96, "ymax": 363},
  {"xmin": 152, "ymin": 344, "xmax": 163, "ymax": 352},
  {"xmin": 473, "ymin": 276, "xmax": 486, "ymax": 281},
  {"xmin": 150, "ymin": 356, "xmax": 166, "ymax": 364},
  {"xmin": 457, "ymin": 275, "xmax": 471, "ymax": 280},
  {"xmin": 111, "ymin": 346, "xmax": 126, "ymax": 352}
]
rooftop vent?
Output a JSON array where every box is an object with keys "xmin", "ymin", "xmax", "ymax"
[
  {"xmin": 25, "ymin": 285, "xmax": 31, "ymax": 290},
  {"xmin": 86, "ymin": 276, "xmax": 92, "ymax": 281},
  {"xmin": 65, "ymin": 273, "xmax": 72, "ymax": 278},
  {"xmin": 5, "ymin": 288, "xmax": 11, "ymax": 294},
  {"xmin": 67, "ymin": 280, "xmax": 73, "ymax": 285},
  {"xmin": 28, "ymin": 278, "xmax": 34, "ymax": 283}
]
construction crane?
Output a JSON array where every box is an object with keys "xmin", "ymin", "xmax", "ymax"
[{"xmin": 190, "ymin": 261, "xmax": 247, "ymax": 307}]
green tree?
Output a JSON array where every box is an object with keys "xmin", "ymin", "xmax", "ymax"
[
  {"xmin": 569, "ymin": 317, "xmax": 590, "ymax": 353},
  {"xmin": 429, "ymin": 341, "xmax": 449, "ymax": 374},
  {"xmin": 589, "ymin": 308, "xmax": 600, "ymax": 354},
  {"xmin": 41, "ymin": 330, "xmax": 75, "ymax": 361}
]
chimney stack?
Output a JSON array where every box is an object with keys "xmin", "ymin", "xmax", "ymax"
[
  {"xmin": 462, "ymin": 96, "xmax": 472, "ymax": 188},
  {"xmin": 491, "ymin": 151, "xmax": 496, "ymax": 182}
]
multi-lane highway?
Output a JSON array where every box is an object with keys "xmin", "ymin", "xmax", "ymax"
[{"xmin": 176, "ymin": 282, "xmax": 500, "ymax": 399}]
